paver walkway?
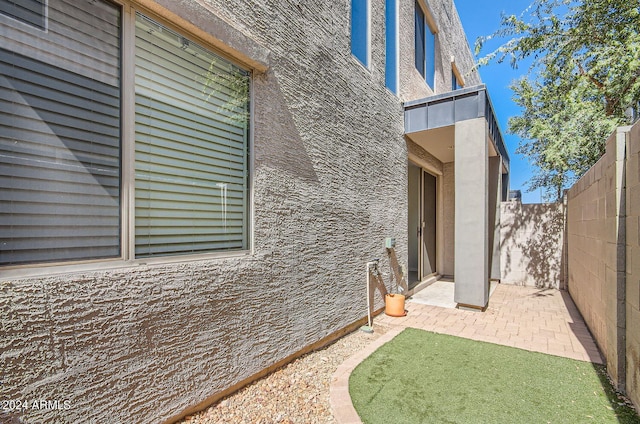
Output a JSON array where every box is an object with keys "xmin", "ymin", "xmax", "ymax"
[{"xmin": 330, "ymin": 284, "xmax": 604, "ymax": 424}]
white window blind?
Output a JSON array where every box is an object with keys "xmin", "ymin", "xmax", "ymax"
[
  {"xmin": 0, "ymin": 1, "xmax": 121, "ymax": 266},
  {"xmin": 0, "ymin": 0, "xmax": 46, "ymax": 30},
  {"xmin": 134, "ymin": 14, "xmax": 250, "ymax": 257}
]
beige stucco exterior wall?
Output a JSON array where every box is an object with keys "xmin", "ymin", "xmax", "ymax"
[
  {"xmin": 0, "ymin": 0, "xmax": 482, "ymax": 423},
  {"xmin": 407, "ymin": 138, "xmax": 444, "ymax": 175},
  {"xmin": 399, "ymin": 0, "xmax": 480, "ymax": 103},
  {"xmin": 567, "ymin": 124, "xmax": 635, "ymax": 404},
  {"xmin": 1, "ymin": 1, "xmax": 410, "ymax": 422},
  {"xmin": 500, "ymin": 202, "xmax": 565, "ymax": 288},
  {"xmin": 625, "ymin": 122, "xmax": 640, "ymax": 410}
]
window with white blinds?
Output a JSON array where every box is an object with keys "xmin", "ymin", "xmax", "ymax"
[
  {"xmin": 1, "ymin": 2, "xmax": 251, "ymax": 269},
  {"xmin": 0, "ymin": 1, "xmax": 121, "ymax": 266},
  {"xmin": 134, "ymin": 14, "xmax": 250, "ymax": 257}
]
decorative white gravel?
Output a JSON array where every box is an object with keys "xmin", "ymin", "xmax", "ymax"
[{"xmin": 178, "ymin": 325, "xmax": 388, "ymax": 424}]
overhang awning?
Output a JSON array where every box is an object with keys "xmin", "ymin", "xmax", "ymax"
[{"xmin": 404, "ymin": 85, "xmax": 510, "ymax": 171}]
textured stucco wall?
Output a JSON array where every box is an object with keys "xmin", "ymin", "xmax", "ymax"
[
  {"xmin": 407, "ymin": 139, "xmax": 444, "ymax": 175},
  {"xmin": 399, "ymin": 0, "xmax": 480, "ymax": 103},
  {"xmin": 567, "ymin": 126, "xmax": 630, "ymax": 394},
  {"xmin": 0, "ymin": 0, "xmax": 479, "ymax": 423},
  {"xmin": 625, "ymin": 122, "xmax": 640, "ymax": 411},
  {"xmin": 500, "ymin": 202, "xmax": 564, "ymax": 288}
]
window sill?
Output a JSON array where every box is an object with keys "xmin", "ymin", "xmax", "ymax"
[
  {"xmin": 0, "ymin": 250, "xmax": 252, "ymax": 281},
  {"xmin": 141, "ymin": 0, "xmax": 271, "ymax": 72},
  {"xmin": 351, "ymin": 54, "xmax": 371, "ymax": 73}
]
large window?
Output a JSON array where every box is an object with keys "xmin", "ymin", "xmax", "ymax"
[
  {"xmin": 0, "ymin": 1, "xmax": 122, "ymax": 265},
  {"xmin": 415, "ymin": 0, "xmax": 436, "ymax": 88},
  {"xmin": 351, "ymin": 0, "xmax": 370, "ymax": 67},
  {"xmin": 0, "ymin": 0, "xmax": 251, "ymax": 267},
  {"xmin": 385, "ymin": 0, "xmax": 398, "ymax": 93},
  {"xmin": 134, "ymin": 14, "xmax": 250, "ymax": 257}
]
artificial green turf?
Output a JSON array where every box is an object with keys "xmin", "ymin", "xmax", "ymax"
[{"xmin": 349, "ymin": 328, "xmax": 640, "ymax": 424}]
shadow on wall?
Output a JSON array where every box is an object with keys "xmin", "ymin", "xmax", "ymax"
[
  {"xmin": 367, "ymin": 249, "xmax": 409, "ymax": 313},
  {"xmin": 387, "ymin": 248, "xmax": 409, "ymax": 294},
  {"xmin": 500, "ymin": 202, "xmax": 566, "ymax": 289},
  {"xmin": 253, "ymin": 69, "xmax": 319, "ymax": 182},
  {"xmin": 559, "ymin": 290, "xmax": 604, "ymax": 363}
]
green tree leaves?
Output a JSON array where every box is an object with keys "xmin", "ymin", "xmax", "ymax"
[{"xmin": 477, "ymin": 0, "xmax": 640, "ymax": 199}]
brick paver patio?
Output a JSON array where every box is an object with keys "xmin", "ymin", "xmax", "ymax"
[{"xmin": 330, "ymin": 284, "xmax": 604, "ymax": 424}]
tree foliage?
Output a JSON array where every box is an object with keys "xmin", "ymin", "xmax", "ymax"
[{"xmin": 475, "ymin": 0, "xmax": 640, "ymax": 199}]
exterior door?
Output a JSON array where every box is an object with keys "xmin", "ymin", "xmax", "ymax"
[
  {"xmin": 421, "ymin": 171, "xmax": 437, "ymax": 277},
  {"xmin": 408, "ymin": 163, "xmax": 421, "ymax": 287},
  {"xmin": 408, "ymin": 162, "xmax": 438, "ymax": 288}
]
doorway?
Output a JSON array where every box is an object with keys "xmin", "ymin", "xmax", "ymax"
[{"xmin": 408, "ymin": 162, "xmax": 438, "ymax": 289}]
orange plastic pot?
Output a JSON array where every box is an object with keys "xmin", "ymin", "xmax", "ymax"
[{"xmin": 385, "ymin": 293, "xmax": 406, "ymax": 317}]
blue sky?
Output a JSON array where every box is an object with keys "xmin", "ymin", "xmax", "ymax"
[{"xmin": 455, "ymin": 0, "xmax": 542, "ymax": 203}]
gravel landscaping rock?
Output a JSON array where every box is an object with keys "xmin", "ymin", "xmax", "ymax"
[{"xmin": 178, "ymin": 325, "xmax": 389, "ymax": 424}]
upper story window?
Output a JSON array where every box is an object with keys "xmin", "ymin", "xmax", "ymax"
[
  {"xmin": 351, "ymin": 0, "xmax": 370, "ymax": 67},
  {"xmin": 452, "ymin": 62, "xmax": 464, "ymax": 90},
  {"xmin": 385, "ymin": 0, "xmax": 398, "ymax": 93},
  {"xmin": 0, "ymin": 0, "xmax": 46, "ymax": 30},
  {"xmin": 415, "ymin": 0, "xmax": 436, "ymax": 89},
  {"xmin": 452, "ymin": 70, "xmax": 462, "ymax": 90},
  {"xmin": 0, "ymin": 0, "xmax": 251, "ymax": 268}
]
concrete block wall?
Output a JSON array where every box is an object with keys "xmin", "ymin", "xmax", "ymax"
[
  {"xmin": 0, "ymin": 1, "xmax": 481, "ymax": 423},
  {"xmin": 500, "ymin": 202, "xmax": 565, "ymax": 288},
  {"xmin": 626, "ymin": 122, "xmax": 640, "ymax": 410},
  {"xmin": 566, "ymin": 123, "xmax": 639, "ymax": 409},
  {"xmin": 567, "ymin": 128, "xmax": 622, "ymax": 387}
]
